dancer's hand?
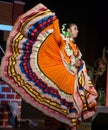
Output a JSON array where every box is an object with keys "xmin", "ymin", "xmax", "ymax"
[{"xmin": 75, "ymin": 60, "xmax": 81, "ymax": 67}]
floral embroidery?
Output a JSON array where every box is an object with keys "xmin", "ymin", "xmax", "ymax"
[{"xmin": 61, "ymin": 34, "xmax": 82, "ymax": 73}]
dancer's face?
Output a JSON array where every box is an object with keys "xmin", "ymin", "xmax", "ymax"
[{"xmin": 67, "ymin": 24, "xmax": 79, "ymax": 38}]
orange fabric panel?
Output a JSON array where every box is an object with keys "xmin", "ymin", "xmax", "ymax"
[{"xmin": 38, "ymin": 33, "xmax": 76, "ymax": 95}]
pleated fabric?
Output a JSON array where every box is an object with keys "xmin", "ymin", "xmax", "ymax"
[{"xmin": 0, "ymin": 3, "xmax": 98, "ymax": 129}]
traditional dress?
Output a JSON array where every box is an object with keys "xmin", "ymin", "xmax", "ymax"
[{"xmin": 0, "ymin": 3, "xmax": 98, "ymax": 129}]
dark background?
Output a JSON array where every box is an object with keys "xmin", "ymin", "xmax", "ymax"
[
  {"xmin": 22, "ymin": 0, "xmax": 108, "ymax": 65},
  {"xmin": 1, "ymin": 0, "xmax": 108, "ymax": 65}
]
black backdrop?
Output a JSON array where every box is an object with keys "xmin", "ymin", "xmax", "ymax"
[
  {"xmin": 0, "ymin": 0, "xmax": 108, "ymax": 64},
  {"xmin": 23, "ymin": 0, "xmax": 108, "ymax": 65}
]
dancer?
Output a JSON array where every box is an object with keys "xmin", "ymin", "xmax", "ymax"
[{"xmin": 0, "ymin": 3, "xmax": 98, "ymax": 130}]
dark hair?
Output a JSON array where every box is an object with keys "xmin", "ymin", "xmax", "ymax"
[
  {"xmin": 62, "ymin": 22, "xmax": 76, "ymax": 32},
  {"xmin": 61, "ymin": 22, "xmax": 76, "ymax": 37}
]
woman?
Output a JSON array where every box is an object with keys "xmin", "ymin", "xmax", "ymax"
[
  {"xmin": 0, "ymin": 3, "xmax": 98, "ymax": 130},
  {"xmin": 60, "ymin": 23, "xmax": 82, "ymax": 75},
  {"xmin": 57, "ymin": 23, "xmax": 98, "ymax": 130}
]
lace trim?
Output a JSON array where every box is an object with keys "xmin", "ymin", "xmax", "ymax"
[{"xmin": 61, "ymin": 34, "xmax": 82, "ymax": 72}]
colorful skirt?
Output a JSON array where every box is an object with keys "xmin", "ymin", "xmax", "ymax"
[{"xmin": 0, "ymin": 3, "xmax": 98, "ymax": 129}]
